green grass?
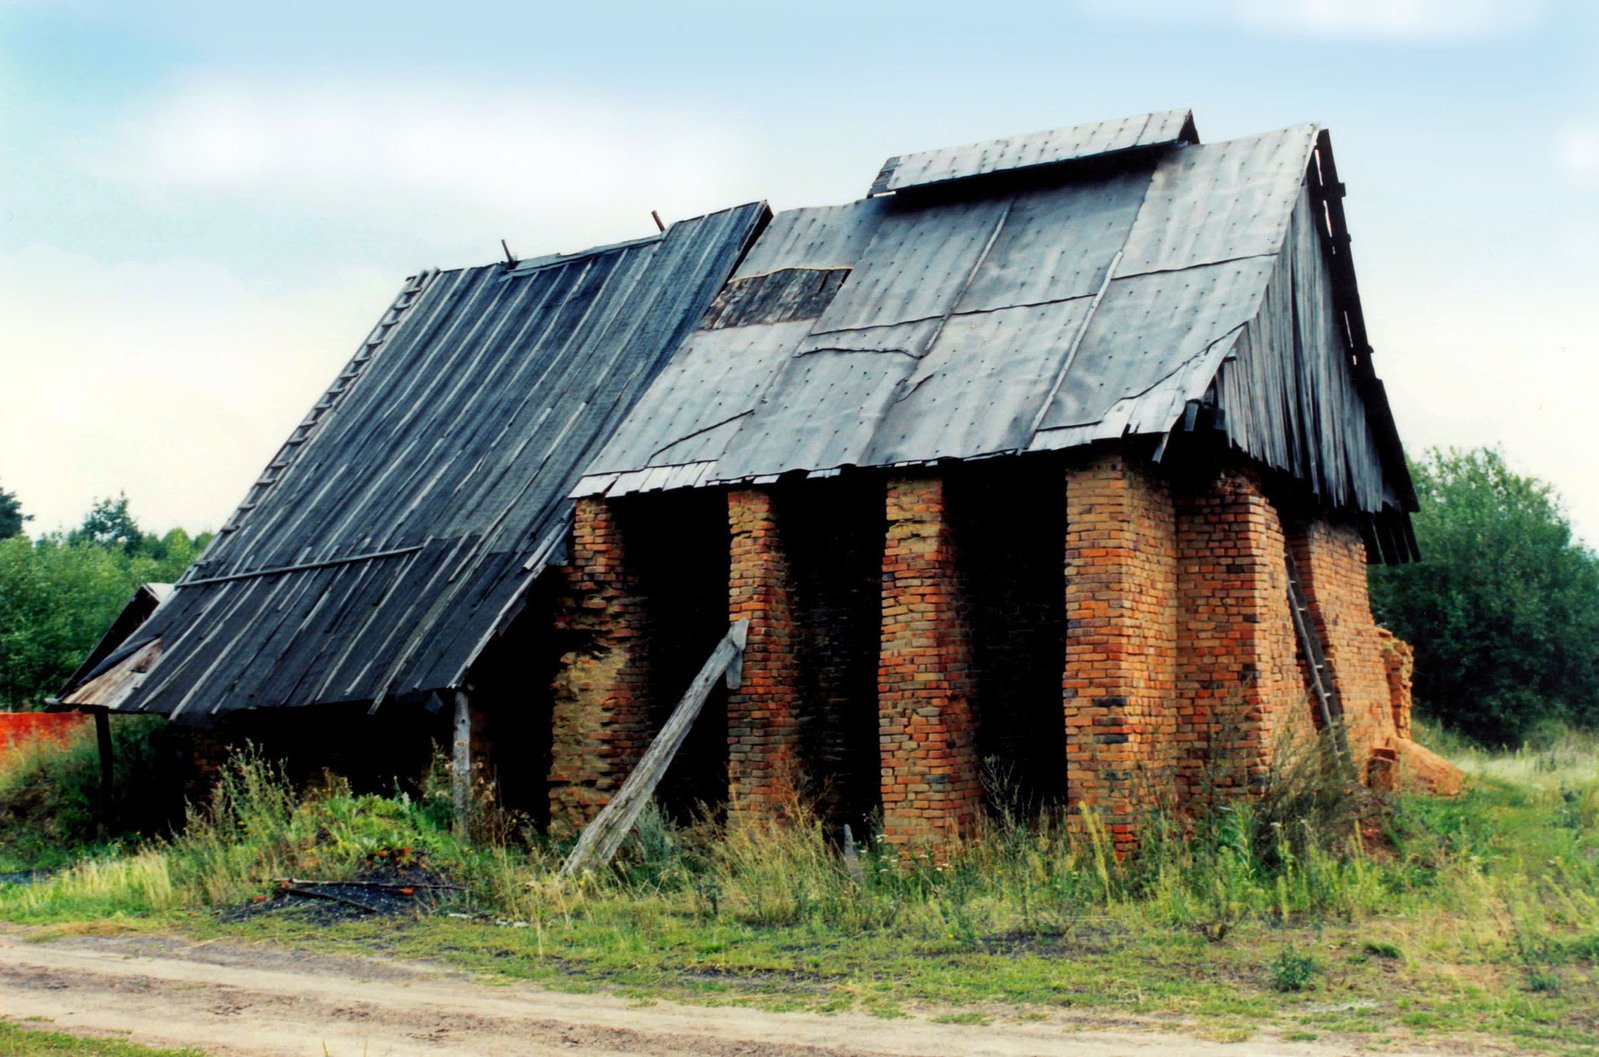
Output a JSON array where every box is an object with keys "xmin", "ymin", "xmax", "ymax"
[
  {"xmin": 3, "ymin": 732, "xmax": 1598, "ymax": 1054},
  {"xmin": 0, "ymin": 1023, "xmax": 205, "ymax": 1057}
]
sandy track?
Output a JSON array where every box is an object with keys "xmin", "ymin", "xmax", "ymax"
[{"xmin": 1, "ymin": 927, "xmax": 1459, "ymax": 1056}]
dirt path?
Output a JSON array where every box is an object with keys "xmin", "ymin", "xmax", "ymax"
[{"xmin": 0, "ymin": 927, "xmax": 1474, "ymax": 1057}]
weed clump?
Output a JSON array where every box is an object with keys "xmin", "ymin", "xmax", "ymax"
[{"xmin": 1269, "ymin": 947, "xmax": 1317, "ymax": 992}]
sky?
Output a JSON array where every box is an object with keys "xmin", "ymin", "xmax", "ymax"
[{"xmin": 3, "ymin": 0, "xmax": 1597, "ymax": 542}]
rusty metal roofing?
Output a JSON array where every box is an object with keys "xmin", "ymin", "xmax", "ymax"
[
  {"xmin": 578, "ymin": 116, "xmax": 1415, "ymax": 558},
  {"xmin": 869, "ymin": 109, "xmax": 1198, "ymax": 195},
  {"xmin": 75, "ymin": 203, "xmax": 767, "ymax": 719}
]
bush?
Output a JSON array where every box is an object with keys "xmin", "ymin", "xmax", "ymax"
[
  {"xmin": 1370, "ymin": 448, "xmax": 1599, "ymax": 745},
  {"xmin": 1270, "ymin": 947, "xmax": 1317, "ymax": 992}
]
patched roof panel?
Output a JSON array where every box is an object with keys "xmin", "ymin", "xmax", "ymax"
[{"xmin": 869, "ymin": 109, "xmax": 1197, "ymax": 195}]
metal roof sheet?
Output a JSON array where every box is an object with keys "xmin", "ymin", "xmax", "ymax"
[
  {"xmin": 868, "ymin": 109, "xmax": 1197, "ymax": 195},
  {"xmin": 579, "ymin": 119, "xmax": 1413, "ymax": 547},
  {"xmin": 85, "ymin": 203, "xmax": 767, "ymax": 719}
]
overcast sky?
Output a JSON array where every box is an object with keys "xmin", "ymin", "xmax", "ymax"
[{"xmin": 3, "ymin": 0, "xmax": 1597, "ymax": 543}]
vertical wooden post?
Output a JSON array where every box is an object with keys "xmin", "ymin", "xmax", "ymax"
[
  {"xmin": 452, "ymin": 690, "xmax": 471, "ymax": 841},
  {"xmin": 94, "ymin": 710, "xmax": 113, "ymax": 836}
]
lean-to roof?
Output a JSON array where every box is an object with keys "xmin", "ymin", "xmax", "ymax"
[{"xmin": 75, "ymin": 204, "xmax": 766, "ymax": 719}]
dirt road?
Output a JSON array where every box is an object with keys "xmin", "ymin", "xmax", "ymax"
[{"xmin": 0, "ymin": 927, "xmax": 1467, "ymax": 1056}]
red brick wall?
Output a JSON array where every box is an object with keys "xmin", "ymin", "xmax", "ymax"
[
  {"xmin": 547, "ymin": 497, "xmax": 653, "ymax": 833},
  {"xmin": 1063, "ymin": 451, "xmax": 1178, "ymax": 847},
  {"xmin": 0, "ymin": 712, "xmax": 90, "ymax": 759},
  {"xmin": 879, "ymin": 476, "xmax": 981, "ymax": 844},
  {"xmin": 1175, "ymin": 468, "xmax": 1314, "ymax": 804},
  {"xmin": 726, "ymin": 489, "xmax": 803, "ymax": 823},
  {"xmin": 1287, "ymin": 519, "xmax": 1405, "ymax": 772}
]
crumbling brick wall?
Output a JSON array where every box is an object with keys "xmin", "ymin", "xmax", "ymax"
[
  {"xmin": 1063, "ymin": 451, "xmax": 1178, "ymax": 848},
  {"xmin": 1378, "ymin": 629, "xmax": 1413, "ymax": 742},
  {"xmin": 879, "ymin": 476, "xmax": 981, "ymax": 844},
  {"xmin": 1175, "ymin": 467, "xmax": 1314, "ymax": 805},
  {"xmin": 547, "ymin": 497, "xmax": 653, "ymax": 833},
  {"xmin": 1287, "ymin": 519, "xmax": 1403, "ymax": 770}
]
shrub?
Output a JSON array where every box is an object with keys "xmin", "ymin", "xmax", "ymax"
[{"xmin": 1270, "ymin": 947, "xmax": 1317, "ymax": 992}]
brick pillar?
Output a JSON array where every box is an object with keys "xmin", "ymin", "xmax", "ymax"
[
  {"xmin": 879, "ymin": 476, "xmax": 980, "ymax": 845},
  {"xmin": 1063, "ymin": 451, "xmax": 1178, "ymax": 850},
  {"xmin": 1287, "ymin": 519, "xmax": 1403, "ymax": 776},
  {"xmin": 726, "ymin": 489, "xmax": 803, "ymax": 824},
  {"xmin": 547, "ymin": 498, "xmax": 652, "ymax": 834},
  {"xmin": 1175, "ymin": 469, "xmax": 1312, "ymax": 805}
]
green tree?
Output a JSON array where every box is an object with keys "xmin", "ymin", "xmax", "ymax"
[
  {"xmin": 0, "ymin": 495, "xmax": 207, "ymax": 708},
  {"xmin": 69, "ymin": 493, "xmax": 142, "ymax": 552},
  {"xmin": 0, "ymin": 483, "xmax": 28, "ymax": 539},
  {"xmin": 1370, "ymin": 448, "xmax": 1599, "ymax": 745}
]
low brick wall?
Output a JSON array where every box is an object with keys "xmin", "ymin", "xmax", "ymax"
[{"xmin": 0, "ymin": 712, "xmax": 91, "ymax": 761}]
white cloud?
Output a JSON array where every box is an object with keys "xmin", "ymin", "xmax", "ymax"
[
  {"xmin": 1557, "ymin": 126, "xmax": 1599, "ymax": 185},
  {"xmin": 1089, "ymin": 0, "xmax": 1543, "ymax": 40},
  {"xmin": 115, "ymin": 76, "xmax": 758, "ymax": 252}
]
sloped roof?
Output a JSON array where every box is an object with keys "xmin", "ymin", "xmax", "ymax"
[
  {"xmin": 81, "ymin": 203, "xmax": 767, "ymax": 719},
  {"xmin": 575, "ymin": 113, "xmax": 1415, "ymax": 558}
]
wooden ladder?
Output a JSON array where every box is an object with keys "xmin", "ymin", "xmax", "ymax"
[{"xmin": 1285, "ymin": 552, "xmax": 1349, "ymax": 760}]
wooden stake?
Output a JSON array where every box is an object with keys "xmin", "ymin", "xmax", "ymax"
[
  {"xmin": 94, "ymin": 710, "xmax": 113, "ymax": 836},
  {"xmin": 452, "ymin": 690, "xmax": 471, "ymax": 840}
]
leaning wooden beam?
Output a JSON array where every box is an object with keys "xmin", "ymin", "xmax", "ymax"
[{"xmin": 559, "ymin": 619, "xmax": 748, "ymax": 878}]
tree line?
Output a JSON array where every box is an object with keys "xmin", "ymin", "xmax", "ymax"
[
  {"xmin": 1370, "ymin": 448, "xmax": 1599, "ymax": 745},
  {"xmin": 0, "ymin": 490, "xmax": 209, "ymax": 708},
  {"xmin": 5, "ymin": 449, "xmax": 1599, "ymax": 745}
]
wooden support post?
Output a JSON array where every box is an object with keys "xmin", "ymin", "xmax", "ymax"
[
  {"xmin": 452, "ymin": 690, "xmax": 471, "ymax": 841},
  {"xmin": 560, "ymin": 620, "xmax": 748, "ymax": 878},
  {"xmin": 94, "ymin": 710, "xmax": 114, "ymax": 835}
]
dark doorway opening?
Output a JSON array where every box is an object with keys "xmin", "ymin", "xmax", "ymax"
[
  {"xmin": 614, "ymin": 489, "xmax": 731, "ymax": 823},
  {"xmin": 948, "ymin": 459, "xmax": 1068, "ymax": 816},
  {"xmin": 777, "ymin": 475, "xmax": 885, "ymax": 836}
]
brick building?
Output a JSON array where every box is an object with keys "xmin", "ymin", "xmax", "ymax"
[{"xmin": 61, "ymin": 111, "xmax": 1459, "ymax": 846}]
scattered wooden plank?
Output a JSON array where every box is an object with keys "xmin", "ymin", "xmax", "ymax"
[
  {"xmin": 559, "ymin": 620, "xmax": 748, "ymax": 878},
  {"xmin": 279, "ymin": 886, "xmax": 381, "ymax": 914},
  {"xmin": 271, "ymin": 878, "xmax": 465, "ymax": 891}
]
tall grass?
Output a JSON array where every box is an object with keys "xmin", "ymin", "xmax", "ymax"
[{"xmin": 4, "ymin": 729, "xmax": 1597, "ymax": 1000}]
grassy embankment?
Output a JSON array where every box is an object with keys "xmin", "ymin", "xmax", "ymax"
[{"xmin": 1, "ymin": 723, "xmax": 1596, "ymax": 1053}]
